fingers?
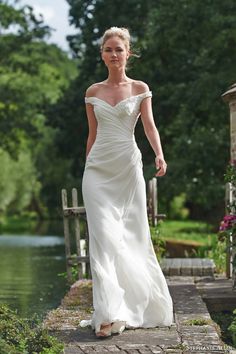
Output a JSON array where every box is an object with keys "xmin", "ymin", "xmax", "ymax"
[
  {"xmin": 155, "ymin": 156, "xmax": 167, "ymax": 176},
  {"xmin": 156, "ymin": 167, "xmax": 165, "ymax": 177}
]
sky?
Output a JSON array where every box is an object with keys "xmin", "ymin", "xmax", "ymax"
[{"xmin": 18, "ymin": 0, "xmax": 77, "ymax": 52}]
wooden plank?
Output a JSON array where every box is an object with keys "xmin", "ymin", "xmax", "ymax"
[
  {"xmin": 152, "ymin": 178, "xmax": 158, "ymax": 227},
  {"xmin": 68, "ymin": 256, "xmax": 90, "ymax": 266},
  {"xmin": 80, "ymin": 239, "xmax": 86, "ymax": 275},
  {"xmin": 72, "ymin": 188, "xmax": 83, "ymax": 279},
  {"xmin": 61, "ymin": 189, "xmax": 72, "ymax": 282},
  {"xmin": 84, "ymin": 220, "xmax": 91, "ymax": 278},
  {"xmin": 156, "ymin": 213, "xmax": 166, "ymax": 221},
  {"xmin": 61, "ymin": 189, "xmax": 68, "ymax": 209},
  {"xmin": 148, "ymin": 179, "xmax": 153, "ymax": 225},
  {"xmin": 63, "ymin": 206, "xmax": 86, "ymax": 216}
]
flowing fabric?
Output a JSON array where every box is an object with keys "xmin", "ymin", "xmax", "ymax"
[{"xmin": 81, "ymin": 91, "xmax": 173, "ymax": 333}]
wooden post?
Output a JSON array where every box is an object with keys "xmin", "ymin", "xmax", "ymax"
[
  {"xmin": 85, "ymin": 221, "xmax": 91, "ymax": 278},
  {"xmin": 61, "ymin": 189, "xmax": 72, "ymax": 282},
  {"xmin": 222, "ymin": 83, "xmax": 236, "ymax": 283},
  {"xmin": 147, "ymin": 177, "xmax": 166, "ymax": 226},
  {"xmin": 61, "ymin": 188, "xmax": 91, "ymax": 283},
  {"xmin": 72, "ymin": 188, "xmax": 83, "ymax": 279},
  {"xmin": 149, "ymin": 177, "xmax": 158, "ymax": 227}
]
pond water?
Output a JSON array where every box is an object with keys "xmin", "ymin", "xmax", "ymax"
[{"xmin": 0, "ymin": 222, "xmax": 68, "ymax": 319}]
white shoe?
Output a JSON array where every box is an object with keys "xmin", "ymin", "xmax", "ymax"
[
  {"xmin": 111, "ymin": 321, "xmax": 126, "ymax": 334},
  {"xmin": 80, "ymin": 320, "xmax": 92, "ymax": 327}
]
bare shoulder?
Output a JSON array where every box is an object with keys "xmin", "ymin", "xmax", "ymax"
[
  {"xmin": 132, "ymin": 80, "xmax": 150, "ymax": 95},
  {"xmin": 85, "ymin": 82, "xmax": 105, "ymax": 97}
]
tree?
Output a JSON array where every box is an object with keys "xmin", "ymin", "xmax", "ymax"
[
  {"xmin": 52, "ymin": 0, "xmax": 236, "ymax": 221},
  {"xmin": 138, "ymin": 0, "xmax": 235, "ymax": 219},
  {"xmin": 0, "ymin": 1, "xmax": 77, "ymax": 217}
]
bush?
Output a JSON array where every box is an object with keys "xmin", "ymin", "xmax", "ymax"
[
  {"xmin": 150, "ymin": 225, "xmax": 167, "ymax": 260},
  {"xmin": 0, "ymin": 304, "xmax": 64, "ymax": 354},
  {"xmin": 228, "ymin": 309, "xmax": 236, "ymax": 347},
  {"xmin": 169, "ymin": 193, "xmax": 190, "ymax": 220}
]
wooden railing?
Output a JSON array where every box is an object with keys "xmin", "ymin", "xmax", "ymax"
[
  {"xmin": 61, "ymin": 178, "xmax": 165, "ymax": 281},
  {"xmin": 61, "ymin": 188, "xmax": 91, "ymax": 283},
  {"xmin": 147, "ymin": 177, "xmax": 166, "ymax": 226}
]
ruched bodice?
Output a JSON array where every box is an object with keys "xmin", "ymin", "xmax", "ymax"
[
  {"xmin": 81, "ymin": 90, "xmax": 173, "ymax": 333},
  {"xmin": 85, "ymin": 91, "xmax": 150, "ymax": 138},
  {"xmin": 84, "ymin": 92, "xmax": 151, "ymax": 173}
]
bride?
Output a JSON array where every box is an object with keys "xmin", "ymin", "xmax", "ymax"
[{"xmin": 81, "ymin": 26, "xmax": 173, "ymax": 338}]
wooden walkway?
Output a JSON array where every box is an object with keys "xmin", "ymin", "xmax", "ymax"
[{"xmin": 43, "ymin": 276, "xmax": 234, "ymax": 354}]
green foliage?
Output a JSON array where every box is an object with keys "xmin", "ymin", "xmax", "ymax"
[
  {"xmin": 0, "ymin": 304, "xmax": 64, "ymax": 353},
  {"xmin": 155, "ymin": 219, "xmax": 225, "ymax": 272},
  {"xmin": 224, "ymin": 164, "xmax": 236, "ymax": 213},
  {"xmin": 218, "ymin": 164, "xmax": 236, "ymax": 277},
  {"xmin": 228, "ymin": 309, "xmax": 236, "ymax": 347},
  {"xmin": 59, "ymin": 0, "xmax": 236, "ymax": 217},
  {"xmin": 169, "ymin": 193, "xmax": 190, "ymax": 220},
  {"xmin": 0, "ymin": 214, "xmax": 38, "ymax": 233},
  {"xmin": 150, "ymin": 226, "xmax": 166, "ymax": 260},
  {"xmin": 157, "ymin": 219, "xmax": 216, "ymax": 244},
  {"xmin": 0, "ymin": 1, "xmax": 77, "ymax": 217},
  {"xmin": 136, "ymin": 0, "xmax": 234, "ymax": 217},
  {"xmin": 184, "ymin": 318, "xmax": 211, "ymax": 326},
  {"xmin": 0, "ymin": 149, "xmax": 40, "ymax": 216},
  {"xmin": 224, "ymin": 164, "xmax": 236, "ymax": 185},
  {"xmin": 197, "ymin": 237, "xmax": 226, "ymax": 274},
  {"xmin": 1, "ymin": 0, "xmax": 235, "ymax": 217},
  {"xmin": 213, "ymin": 309, "xmax": 236, "ymax": 348}
]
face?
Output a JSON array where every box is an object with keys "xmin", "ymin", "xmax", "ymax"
[{"xmin": 101, "ymin": 36, "xmax": 129, "ymax": 69}]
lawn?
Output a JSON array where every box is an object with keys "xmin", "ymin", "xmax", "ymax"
[
  {"xmin": 150, "ymin": 219, "xmax": 226, "ymax": 274},
  {"xmin": 155, "ymin": 219, "xmax": 217, "ymax": 245}
]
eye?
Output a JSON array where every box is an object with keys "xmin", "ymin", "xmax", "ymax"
[{"xmin": 104, "ymin": 48, "xmax": 112, "ymax": 52}]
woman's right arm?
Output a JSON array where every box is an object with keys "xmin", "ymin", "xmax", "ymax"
[{"xmin": 85, "ymin": 102, "xmax": 97, "ymax": 158}]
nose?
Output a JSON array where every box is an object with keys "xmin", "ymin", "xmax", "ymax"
[{"xmin": 111, "ymin": 51, "xmax": 117, "ymax": 57}]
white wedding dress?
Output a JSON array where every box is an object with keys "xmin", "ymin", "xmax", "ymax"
[{"xmin": 81, "ymin": 91, "xmax": 173, "ymax": 333}]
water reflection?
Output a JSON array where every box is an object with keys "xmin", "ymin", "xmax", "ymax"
[{"xmin": 0, "ymin": 231, "xmax": 68, "ymax": 319}]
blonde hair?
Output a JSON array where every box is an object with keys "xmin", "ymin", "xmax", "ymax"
[{"xmin": 100, "ymin": 26, "xmax": 131, "ymax": 52}]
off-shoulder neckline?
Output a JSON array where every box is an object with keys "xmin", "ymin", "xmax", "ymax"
[{"xmin": 85, "ymin": 91, "xmax": 152, "ymax": 108}]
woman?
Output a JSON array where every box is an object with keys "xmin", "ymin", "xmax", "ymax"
[{"xmin": 81, "ymin": 26, "xmax": 173, "ymax": 338}]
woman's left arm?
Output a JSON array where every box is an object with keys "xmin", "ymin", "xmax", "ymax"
[{"xmin": 140, "ymin": 96, "xmax": 167, "ymax": 177}]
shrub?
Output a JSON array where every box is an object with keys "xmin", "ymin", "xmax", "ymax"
[
  {"xmin": 0, "ymin": 304, "xmax": 64, "ymax": 354},
  {"xmin": 169, "ymin": 193, "xmax": 190, "ymax": 220}
]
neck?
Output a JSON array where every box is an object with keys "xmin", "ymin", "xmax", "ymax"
[{"xmin": 106, "ymin": 69, "xmax": 129, "ymax": 86}]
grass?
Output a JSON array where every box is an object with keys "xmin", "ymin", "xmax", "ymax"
[
  {"xmin": 184, "ymin": 318, "xmax": 213, "ymax": 326},
  {"xmin": 150, "ymin": 219, "xmax": 226, "ymax": 274},
  {"xmin": 155, "ymin": 219, "xmax": 217, "ymax": 245}
]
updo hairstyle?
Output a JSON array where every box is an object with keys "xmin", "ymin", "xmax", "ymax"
[{"xmin": 100, "ymin": 27, "xmax": 131, "ymax": 53}]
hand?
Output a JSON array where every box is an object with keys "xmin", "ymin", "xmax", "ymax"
[{"xmin": 155, "ymin": 156, "xmax": 167, "ymax": 177}]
